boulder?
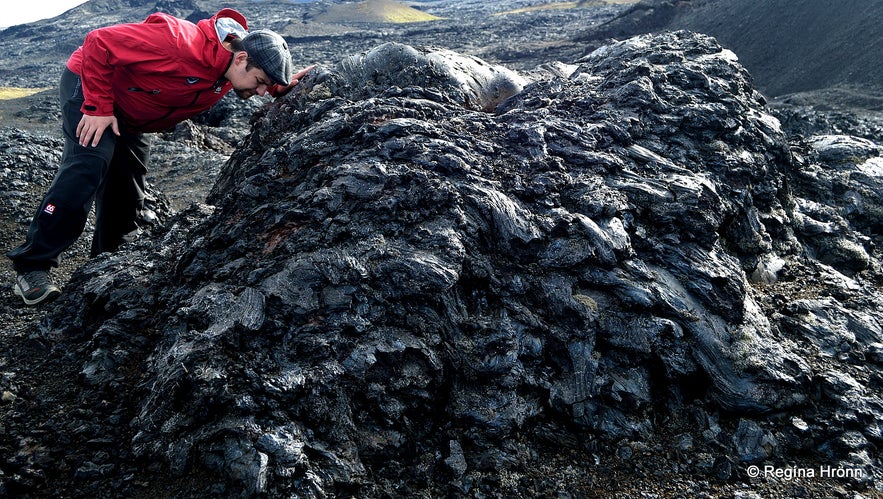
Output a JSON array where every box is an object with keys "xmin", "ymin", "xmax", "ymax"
[{"xmin": 45, "ymin": 32, "xmax": 883, "ymax": 495}]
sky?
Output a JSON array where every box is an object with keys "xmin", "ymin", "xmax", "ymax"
[{"xmin": 3, "ymin": 0, "xmax": 89, "ymax": 29}]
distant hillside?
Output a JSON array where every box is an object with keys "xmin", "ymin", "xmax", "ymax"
[
  {"xmin": 310, "ymin": 0, "xmax": 443, "ymax": 24},
  {"xmin": 576, "ymin": 0, "xmax": 883, "ymax": 103},
  {"xmin": 494, "ymin": 0, "xmax": 639, "ymax": 16}
]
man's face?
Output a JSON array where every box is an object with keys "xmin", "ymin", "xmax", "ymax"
[{"xmin": 227, "ymin": 54, "xmax": 272, "ymax": 99}]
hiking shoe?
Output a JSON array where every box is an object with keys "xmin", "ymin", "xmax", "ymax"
[{"xmin": 14, "ymin": 271, "xmax": 61, "ymax": 306}]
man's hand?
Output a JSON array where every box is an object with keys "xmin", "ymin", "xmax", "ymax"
[
  {"xmin": 269, "ymin": 64, "xmax": 318, "ymax": 98},
  {"xmin": 291, "ymin": 65, "xmax": 316, "ymax": 85},
  {"xmin": 76, "ymin": 114, "xmax": 120, "ymax": 147}
]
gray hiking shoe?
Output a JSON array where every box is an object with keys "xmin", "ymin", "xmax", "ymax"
[{"xmin": 14, "ymin": 271, "xmax": 61, "ymax": 306}]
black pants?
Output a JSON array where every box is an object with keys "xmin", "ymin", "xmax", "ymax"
[{"xmin": 7, "ymin": 68, "xmax": 151, "ymax": 272}]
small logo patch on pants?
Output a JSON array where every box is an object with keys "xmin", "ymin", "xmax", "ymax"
[{"xmin": 43, "ymin": 203, "xmax": 56, "ymax": 215}]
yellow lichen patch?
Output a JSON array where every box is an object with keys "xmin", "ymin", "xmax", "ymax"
[
  {"xmin": 319, "ymin": 0, "xmax": 443, "ymax": 24},
  {"xmin": 369, "ymin": 0, "xmax": 443, "ymax": 23},
  {"xmin": 0, "ymin": 87, "xmax": 51, "ymax": 100},
  {"xmin": 573, "ymin": 293, "xmax": 599, "ymax": 311}
]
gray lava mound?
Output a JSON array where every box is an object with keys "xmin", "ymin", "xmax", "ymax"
[{"xmin": 46, "ymin": 32, "xmax": 883, "ymax": 496}]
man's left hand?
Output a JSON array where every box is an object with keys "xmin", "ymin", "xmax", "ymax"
[
  {"xmin": 269, "ymin": 65, "xmax": 318, "ymax": 98},
  {"xmin": 77, "ymin": 114, "xmax": 120, "ymax": 147}
]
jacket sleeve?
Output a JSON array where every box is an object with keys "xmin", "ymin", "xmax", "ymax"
[
  {"xmin": 267, "ymin": 83, "xmax": 292, "ymax": 98},
  {"xmin": 77, "ymin": 27, "xmax": 124, "ymax": 116},
  {"xmin": 76, "ymin": 14, "xmax": 199, "ymax": 116}
]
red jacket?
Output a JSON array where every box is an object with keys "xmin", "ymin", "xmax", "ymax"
[{"xmin": 66, "ymin": 9, "xmax": 248, "ymax": 133}]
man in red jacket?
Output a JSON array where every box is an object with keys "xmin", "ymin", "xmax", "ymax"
[{"xmin": 8, "ymin": 8, "xmax": 313, "ymax": 305}]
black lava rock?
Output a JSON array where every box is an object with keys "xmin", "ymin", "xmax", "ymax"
[{"xmin": 28, "ymin": 31, "xmax": 883, "ymax": 496}]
